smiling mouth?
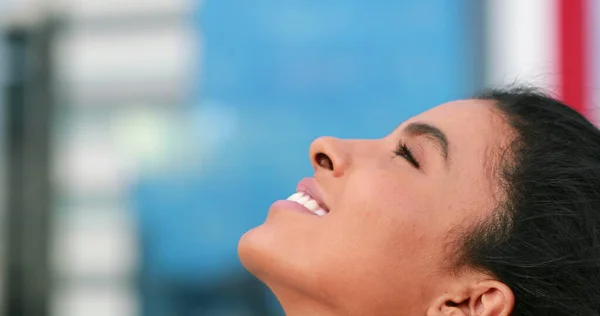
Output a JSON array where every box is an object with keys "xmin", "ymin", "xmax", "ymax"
[{"xmin": 286, "ymin": 192, "xmax": 329, "ymax": 217}]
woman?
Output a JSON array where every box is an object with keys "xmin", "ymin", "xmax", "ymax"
[{"xmin": 238, "ymin": 87, "xmax": 600, "ymax": 315}]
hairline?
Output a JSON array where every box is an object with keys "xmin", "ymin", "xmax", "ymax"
[{"xmin": 442, "ymin": 98, "xmax": 521, "ymax": 274}]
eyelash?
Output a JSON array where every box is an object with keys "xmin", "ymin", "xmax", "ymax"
[{"xmin": 394, "ymin": 142, "xmax": 420, "ymax": 168}]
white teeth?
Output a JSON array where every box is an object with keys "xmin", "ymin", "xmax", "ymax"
[
  {"xmin": 297, "ymin": 194, "xmax": 310, "ymax": 204},
  {"xmin": 303, "ymin": 200, "xmax": 319, "ymax": 211},
  {"xmin": 285, "ymin": 191, "xmax": 329, "ymax": 216},
  {"xmin": 314, "ymin": 209, "xmax": 327, "ymax": 217},
  {"xmin": 287, "ymin": 192, "xmax": 303, "ymax": 202}
]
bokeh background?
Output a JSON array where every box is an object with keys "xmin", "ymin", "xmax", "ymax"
[{"xmin": 0, "ymin": 0, "xmax": 595, "ymax": 315}]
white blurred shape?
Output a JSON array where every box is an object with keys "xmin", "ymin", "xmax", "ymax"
[
  {"xmin": 54, "ymin": 25, "xmax": 198, "ymax": 106},
  {"xmin": 110, "ymin": 103, "xmax": 240, "ymax": 175},
  {"xmin": 110, "ymin": 106, "xmax": 174, "ymax": 173},
  {"xmin": 52, "ymin": 284, "xmax": 138, "ymax": 316},
  {"xmin": 54, "ymin": 126, "xmax": 133, "ymax": 195},
  {"xmin": 55, "ymin": 26, "xmax": 195, "ymax": 87},
  {"xmin": 53, "ymin": 206, "xmax": 138, "ymax": 278},
  {"xmin": 486, "ymin": 0, "xmax": 559, "ymax": 92},
  {"xmin": 56, "ymin": 0, "xmax": 193, "ymax": 18}
]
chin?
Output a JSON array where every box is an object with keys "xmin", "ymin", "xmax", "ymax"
[
  {"xmin": 238, "ymin": 223, "xmax": 288, "ymax": 281},
  {"xmin": 237, "ymin": 225, "xmax": 268, "ymax": 278},
  {"xmin": 238, "ymin": 223, "xmax": 321, "ymax": 294}
]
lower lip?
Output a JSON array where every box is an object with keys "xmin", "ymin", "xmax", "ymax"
[{"xmin": 270, "ymin": 200, "xmax": 316, "ymax": 216}]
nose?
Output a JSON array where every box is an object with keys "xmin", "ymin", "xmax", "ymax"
[{"xmin": 309, "ymin": 136, "xmax": 350, "ymax": 177}]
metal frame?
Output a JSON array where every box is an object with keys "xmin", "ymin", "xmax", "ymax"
[{"xmin": 2, "ymin": 19, "xmax": 55, "ymax": 316}]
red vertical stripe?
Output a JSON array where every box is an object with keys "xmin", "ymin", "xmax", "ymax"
[{"xmin": 558, "ymin": 0, "xmax": 589, "ymax": 115}]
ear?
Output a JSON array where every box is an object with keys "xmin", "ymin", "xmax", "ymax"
[{"xmin": 427, "ymin": 280, "xmax": 514, "ymax": 316}]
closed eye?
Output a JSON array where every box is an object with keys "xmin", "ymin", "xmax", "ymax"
[{"xmin": 394, "ymin": 142, "xmax": 420, "ymax": 168}]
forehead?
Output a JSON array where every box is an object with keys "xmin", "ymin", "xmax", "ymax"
[
  {"xmin": 414, "ymin": 99, "xmax": 510, "ymax": 150},
  {"xmin": 412, "ymin": 99, "xmax": 513, "ymax": 197},
  {"xmin": 417, "ymin": 99, "xmax": 504, "ymax": 133}
]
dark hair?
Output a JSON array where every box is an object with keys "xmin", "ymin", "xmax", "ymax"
[{"xmin": 458, "ymin": 87, "xmax": 600, "ymax": 315}]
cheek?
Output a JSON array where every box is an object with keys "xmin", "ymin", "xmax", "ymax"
[
  {"xmin": 339, "ymin": 168, "xmax": 435, "ymax": 228},
  {"xmin": 332, "ymin": 169, "xmax": 441, "ymax": 265},
  {"xmin": 311, "ymin": 173, "xmax": 444, "ymax": 307}
]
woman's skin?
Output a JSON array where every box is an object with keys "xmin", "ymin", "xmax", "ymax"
[{"xmin": 239, "ymin": 99, "xmax": 516, "ymax": 316}]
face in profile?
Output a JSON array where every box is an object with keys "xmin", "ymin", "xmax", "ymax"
[{"xmin": 238, "ymin": 99, "xmax": 516, "ymax": 315}]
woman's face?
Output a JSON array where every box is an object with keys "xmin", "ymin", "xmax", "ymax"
[{"xmin": 238, "ymin": 99, "xmax": 514, "ymax": 315}]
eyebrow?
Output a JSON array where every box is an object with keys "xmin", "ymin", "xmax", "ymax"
[{"xmin": 404, "ymin": 122, "xmax": 449, "ymax": 162}]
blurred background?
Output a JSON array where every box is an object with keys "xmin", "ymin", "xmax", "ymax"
[{"xmin": 0, "ymin": 0, "xmax": 595, "ymax": 315}]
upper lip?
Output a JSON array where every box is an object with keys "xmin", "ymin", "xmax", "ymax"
[{"xmin": 296, "ymin": 177, "xmax": 329, "ymax": 212}]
